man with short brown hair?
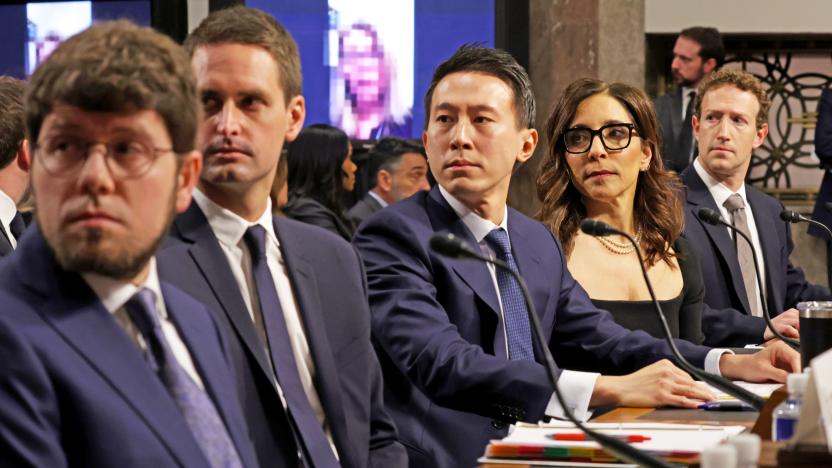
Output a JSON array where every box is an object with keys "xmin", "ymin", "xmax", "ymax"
[
  {"xmin": 682, "ymin": 68, "xmax": 831, "ymax": 345},
  {"xmin": 0, "ymin": 20, "xmax": 258, "ymax": 467},
  {"xmin": 161, "ymin": 6, "xmax": 406, "ymax": 467},
  {"xmin": 0, "ymin": 76, "xmax": 29, "ymax": 256}
]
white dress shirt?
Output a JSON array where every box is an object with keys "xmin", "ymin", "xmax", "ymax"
[
  {"xmin": 82, "ymin": 258, "xmax": 205, "ymax": 388},
  {"xmin": 192, "ymin": 189, "xmax": 337, "ymax": 454},
  {"xmin": 367, "ymin": 190, "xmax": 389, "ymax": 208},
  {"xmin": 0, "ymin": 190, "xmax": 18, "ymax": 248},
  {"xmin": 693, "ymin": 158, "xmax": 767, "ymax": 317}
]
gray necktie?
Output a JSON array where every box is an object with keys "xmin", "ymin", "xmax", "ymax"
[
  {"xmin": 723, "ymin": 194, "xmax": 760, "ymax": 317},
  {"xmin": 125, "ymin": 289, "xmax": 243, "ymax": 468}
]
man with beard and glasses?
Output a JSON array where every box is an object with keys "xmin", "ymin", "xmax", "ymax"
[
  {"xmin": 654, "ymin": 26, "xmax": 723, "ymax": 173},
  {"xmin": 158, "ymin": 6, "xmax": 406, "ymax": 467},
  {"xmin": 0, "ymin": 21, "xmax": 259, "ymax": 468}
]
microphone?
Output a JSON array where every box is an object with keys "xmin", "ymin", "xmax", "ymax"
[
  {"xmin": 697, "ymin": 208, "xmax": 800, "ymax": 350},
  {"xmin": 780, "ymin": 209, "xmax": 832, "ymax": 242},
  {"xmin": 824, "ymin": 201, "xmax": 832, "ymax": 213},
  {"xmin": 579, "ymin": 219, "xmax": 766, "ymax": 410},
  {"xmin": 429, "ymin": 232, "xmax": 672, "ymax": 468}
]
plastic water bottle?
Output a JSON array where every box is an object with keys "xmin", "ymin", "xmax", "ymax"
[
  {"xmin": 772, "ymin": 373, "xmax": 809, "ymax": 441},
  {"xmin": 727, "ymin": 433, "xmax": 760, "ymax": 468}
]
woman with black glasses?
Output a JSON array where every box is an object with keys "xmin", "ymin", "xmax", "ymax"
[{"xmin": 536, "ymin": 78, "xmax": 705, "ymax": 344}]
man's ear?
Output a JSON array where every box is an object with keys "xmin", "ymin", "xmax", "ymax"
[
  {"xmin": 702, "ymin": 58, "xmax": 718, "ymax": 75},
  {"xmin": 175, "ymin": 151, "xmax": 203, "ymax": 213},
  {"xmin": 516, "ymin": 128, "xmax": 538, "ymax": 165},
  {"xmin": 16, "ymin": 139, "xmax": 30, "ymax": 172},
  {"xmin": 753, "ymin": 123, "xmax": 769, "ymax": 149},
  {"xmin": 284, "ymin": 95, "xmax": 306, "ymax": 143},
  {"xmin": 376, "ymin": 169, "xmax": 393, "ymax": 192}
]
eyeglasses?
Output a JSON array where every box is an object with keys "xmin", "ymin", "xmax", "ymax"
[
  {"xmin": 34, "ymin": 135, "xmax": 174, "ymax": 179},
  {"xmin": 563, "ymin": 123, "xmax": 637, "ymax": 154}
]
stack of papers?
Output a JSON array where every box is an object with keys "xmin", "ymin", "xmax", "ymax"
[
  {"xmin": 479, "ymin": 421, "xmax": 746, "ymax": 466},
  {"xmin": 698, "ymin": 381, "xmax": 781, "ymax": 401}
]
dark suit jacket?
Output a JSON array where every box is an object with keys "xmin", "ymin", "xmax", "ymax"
[
  {"xmin": 347, "ymin": 192, "xmax": 384, "ymax": 228},
  {"xmin": 810, "ymin": 88, "xmax": 832, "ymax": 238},
  {"xmin": 283, "ymin": 195, "xmax": 354, "ymax": 241},
  {"xmin": 681, "ymin": 167, "xmax": 832, "ymax": 345},
  {"xmin": 352, "ymin": 187, "xmax": 714, "ymax": 468},
  {"xmin": 0, "ymin": 226, "xmax": 259, "ymax": 468},
  {"xmin": 161, "ymin": 202, "xmax": 406, "ymax": 468},
  {"xmin": 655, "ymin": 88, "xmax": 693, "ymax": 173}
]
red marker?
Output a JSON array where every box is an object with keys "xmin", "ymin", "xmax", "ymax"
[{"xmin": 548, "ymin": 433, "xmax": 651, "ymax": 443}]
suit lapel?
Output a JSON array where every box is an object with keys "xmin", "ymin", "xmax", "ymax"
[
  {"xmin": 746, "ymin": 187, "xmax": 783, "ymax": 315},
  {"xmin": 162, "ymin": 282, "xmax": 257, "ymax": 468},
  {"xmin": 684, "ymin": 169, "xmax": 753, "ymax": 314},
  {"xmin": 426, "ymin": 188, "xmax": 500, "ymax": 317},
  {"xmin": 273, "ymin": 217, "xmax": 350, "ymax": 460},
  {"xmin": 17, "ymin": 231, "xmax": 206, "ymax": 466},
  {"xmin": 174, "ymin": 203, "xmax": 275, "ymax": 383},
  {"xmin": 671, "ymin": 88, "xmax": 683, "ymax": 139}
]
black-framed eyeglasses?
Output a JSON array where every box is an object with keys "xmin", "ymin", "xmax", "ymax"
[
  {"xmin": 34, "ymin": 135, "xmax": 174, "ymax": 179},
  {"xmin": 563, "ymin": 123, "xmax": 637, "ymax": 154}
]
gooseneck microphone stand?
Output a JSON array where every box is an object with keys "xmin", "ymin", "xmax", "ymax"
[
  {"xmin": 429, "ymin": 232, "xmax": 672, "ymax": 468},
  {"xmin": 697, "ymin": 208, "xmax": 800, "ymax": 350},
  {"xmin": 579, "ymin": 218, "xmax": 766, "ymax": 410}
]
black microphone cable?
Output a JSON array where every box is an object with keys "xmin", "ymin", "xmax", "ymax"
[
  {"xmin": 698, "ymin": 208, "xmax": 800, "ymax": 350},
  {"xmin": 429, "ymin": 232, "xmax": 673, "ymax": 468},
  {"xmin": 579, "ymin": 219, "xmax": 766, "ymax": 410}
]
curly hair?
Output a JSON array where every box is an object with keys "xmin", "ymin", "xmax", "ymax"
[
  {"xmin": 536, "ymin": 78, "xmax": 684, "ymax": 267},
  {"xmin": 695, "ymin": 68, "xmax": 770, "ymax": 129}
]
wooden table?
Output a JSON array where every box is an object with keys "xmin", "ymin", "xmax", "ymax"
[{"xmin": 480, "ymin": 407, "xmax": 785, "ymax": 467}]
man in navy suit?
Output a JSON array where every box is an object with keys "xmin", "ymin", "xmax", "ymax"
[
  {"xmin": 809, "ymin": 88, "xmax": 832, "ymax": 286},
  {"xmin": 0, "ymin": 76, "xmax": 30, "ymax": 256},
  {"xmin": 0, "ymin": 21, "xmax": 258, "ymax": 467},
  {"xmin": 682, "ymin": 68, "xmax": 831, "ymax": 346},
  {"xmin": 353, "ymin": 46, "xmax": 800, "ymax": 468},
  {"xmin": 159, "ymin": 6, "xmax": 406, "ymax": 468},
  {"xmin": 654, "ymin": 27, "xmax": 723, "ymax": 173}
]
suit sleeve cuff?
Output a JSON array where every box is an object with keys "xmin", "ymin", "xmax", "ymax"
[
  {"xmin": 705, "ymin": 348, "xmax": 734, "ymax": 376},
  {"xmin": 544, "ymin": 370, "xmax": 599, "ymax": 422}
]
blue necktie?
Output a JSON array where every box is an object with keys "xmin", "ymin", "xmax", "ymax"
[
  {"xmin": 485, "ymin": 228, "xmax": 534, "ymax": 361},
  {"xmin": 125, "ymin": 289, "xmax": 243, "ymax": 468},
  {"xmin": 244, "ymin": 226, "xmax": 340, "ymax": 468}
]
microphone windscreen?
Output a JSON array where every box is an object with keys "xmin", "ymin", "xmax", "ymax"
[
  {"xmin": 779, "ymin": 210, "xmax": 801, "ymax": 223},
  {"xmin": 579, "ymin": 218, "xmax": 613, "ymax": 237},
  {"xmin": 825, "ymin": 201, "xmax": 832, "ymax": 213},
  {"xmin": 697, "ymin": 207, "xmax": 723, "ymax": 225},
  {"xmin": 428, "ymin": 233, "xmax": 470, "ymax": 259}
]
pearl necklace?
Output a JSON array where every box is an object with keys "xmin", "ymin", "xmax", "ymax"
[{"xmin": 594, "ymin": 228, "xmax": 642, "ymax": 255}]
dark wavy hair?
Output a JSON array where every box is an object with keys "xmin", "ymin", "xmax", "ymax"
[
  {"xmin": 536, "ymin": 78, "xmax": 684, "ymax": 267},
  {"xmin": 286, "ymin": 123, "xmax": 352, "ymax": 223}
]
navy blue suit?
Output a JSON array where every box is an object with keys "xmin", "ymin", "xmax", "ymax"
[
  {"xmin": 810, "ymin": 89, "xmax": 832, "ymax": 239},
  {"xmin": 681, "ymin": 167, "xmax": 832, "ymax": 346},
  {"xmin": 353, "ymin": 187, "xmax": 714, "ymax": 468},
  {"xmin": 0, "ymin": 226, "xmax": 258, "ymax": 468},
  {"xmin": 160, "ymin": 202, "xmax": 406, "ymax": 468}
]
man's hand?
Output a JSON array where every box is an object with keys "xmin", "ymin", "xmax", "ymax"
[
  {"xmin": 763, "ymin": 308, "xmax": 800, "ymax": 341},
  {"xmin": 719, "ymin": 340, "xmax": 801, "ymax": 383},
  {"xmin": 591, "ymin": 360, "xmax": 716, "ymax": 408}
]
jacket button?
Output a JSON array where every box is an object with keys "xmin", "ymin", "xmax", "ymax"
[{"xmin": 491, "ymin": 420, "xmax": 507, "ymax": 430}]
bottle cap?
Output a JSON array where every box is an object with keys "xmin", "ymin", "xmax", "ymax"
[
  {"xmin": 727, "ymin": 433, "xmax": 760, "ymax": 465},
  {"xmin": 700, "ymin": 444, "xmax": 737, "ymax": 468},
  {"xmin": 787, "ymin": 373, "xmax": 809, "ymax": 396}
]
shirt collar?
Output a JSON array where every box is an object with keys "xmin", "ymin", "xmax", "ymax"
[
  {"xmin": 693, "ymin": 157, "xmax": 748, "ymax": 207},
  {"xmin": 192, "ymin": 188, "xmax": 279, "ymax": 249},
  {"xmin": 82, "ymin": 257, "xmax": 166, "ymax": 318},
  {"xmin": 367, "ymin": 190, "xmax": 388, "ymax": 208},
  {"xmin": 437, "ymin": 185, "xmax": 509, "ymax": 243},
  {"xmin": 0, "ymin": 189, "xmax": 16, "ymax": 229},
  {"xmin": 682, "ymin": 86, "xmax": 697, "ymax": 98}
]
